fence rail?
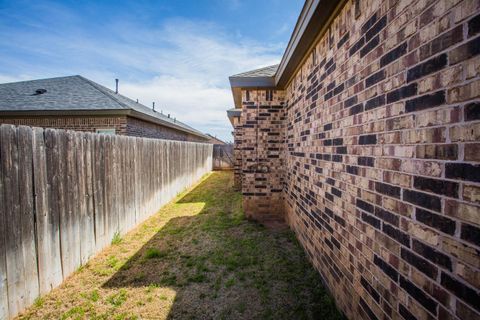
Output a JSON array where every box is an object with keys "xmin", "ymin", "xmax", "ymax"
[{"xmin": 0, "ymin": 124, "xmax": 212, "ymax": 319}]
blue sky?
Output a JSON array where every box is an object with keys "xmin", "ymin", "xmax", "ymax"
[{"xmin": 0, "ymin": 0, "xmax": 303, "ymax": 141}]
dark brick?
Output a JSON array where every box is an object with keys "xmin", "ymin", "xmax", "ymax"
[
  {"xmin": 468, "ymin": 14, "xmax": 480, "ymax": 37},
  {"xmin": 400, "ymin": 276, "xmax": 438, "ymax": 315},
  {"xmin": 374, "ymin": 255, "xmax": 399, "ymax": 282},
  {"xmin": 349, "ymin": 37, "xmax": 365, "ymax": 56},
  {"xmin": 336, "ymin": 146, "xmax": 347, "ymax": 154},
  {"xmin": 401, "ymin": 248, "xmax": 438, "ymax": 279},
  {"xmin": 361, "ymin": 277, "xmax": 380, "ymax": 303},
  {"xmin": 327, "ymin": 81, "xmax": 336, "ymax": 91},
  {"xmin": 413, "ymin": 176, "xmax": 458, "ymax": 198},
  {"xmin": 359, "ymin": 297, "xmax": 379, "ymax": 320},
  {"xmin": 334, "ymin": 213, "xmax": 345, "ymax": 227},
  {"xmin": 359, "ymin": 134, "xmax": 377, "ymax": 145},
  {"xmin": 362, "ymin": 13, "xmax": 378, "ymax": 33},
  {"xmin": 350, "ymin": 103, "xmax": 364, "ymax": 115},
  {"xmin": 358, "ymin": 156, "xmax": 374, "ymax": 167},
  {"xmin": 445, "ymin": 163, "xmax": 480, "ymax": 183},
  {"xmin": 403, "ymin": 190, "xmax": 441, "ymax": 212},
  {"xmin": 366, "ymin": 69, "xmax": 386, "ymax": 88},
  {"xmin": 375, "ymin": 207, "xmax": 399, "ymax": 227},
  {"xmin": 465, "ymin": 102, "xmax": 480, "ymax": 121},
  {"xmin": 399, "ymin": 304, "xmax": 418, "ymax": 320},
  {"xmin": 347, "ymin": 165, "xmax": 359, "ymax": 175},
  {"xmin": 375, "ymin": 182, "xmax": 401, "ymax": 198},
  {"xmin": 387, "ymin": 83, "xmax": 418, "ymax": 103},
  {"xmin": 416, "ymin": 208, "xmax": 456, "ymax": 235},
  {"xmin": 365, "ymin": 15, "xmax": 387, "ymax": 42},
  {"xmin": 441, "ymin": 272, "xmax": 480, "ymax": 312},
  {"xmin": 407, "ymin": 54, "xmax": 447, "ymax": 82},
  {"xmin": 412, "ymin": 240, "xmax": 452, "ymax": 271},
  {"xmin": 449, "ymin": 35, "xmax": 480, "ymax": 65},
  {"xmin": 380, "ymin": 42, "xmax": 407, "ymax": 67},
  {"xmin": 345, "ymin": 95, "xmax": 358, "ymax": 108},
  {"xmin": 383, "ymin": 223, "xmax": 410, "ymax": 246},
  {"xmin": 332, "ymin": 187, "xmax": 342, "ymax": 198},
  {"xmin": 360, "ymin": 35, "xmax": 380, "ymax": 58},
  {"xmin": 357, "ymin": 199, "xmax": 374, "ymax": 213},
  {"xmin": 405, "ymin": 90, "xmax": 445, "ymax": 113},
  {"xmin": 333, "ymin": 83, "xmax": 344, "ymax": 96},
  {"xmin": 362, "ymin": 212, "xmax": 381, "ymax": 229},
  {"xmin": 460, "ymin": 224, "xmax": 480, "ymax": 247},
  {"xmin": 324, "ymin": 90, "xmax": 333, "ymax": 101},
  {"xmin": 337, "ymin": 32, "xmax": 350, "ymax": 48},
  {"xmin": 365, "ymin": 95, "xmax": 385, "ymax": 110}
]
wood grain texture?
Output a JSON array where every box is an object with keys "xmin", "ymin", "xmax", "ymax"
[{"xmin": 0, "ymin": 124, "xmax": 213, "ymax": 319}]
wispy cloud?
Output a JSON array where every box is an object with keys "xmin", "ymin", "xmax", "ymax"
[{"xmin": 0, "ymin": 2, "xmax": 286, "ymax": 140}]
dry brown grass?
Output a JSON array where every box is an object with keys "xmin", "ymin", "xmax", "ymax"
[{"xmin": 16, "ymin": 171, "xmax": 344, "ymax": 320}]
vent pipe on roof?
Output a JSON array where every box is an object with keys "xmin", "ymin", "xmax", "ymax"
[
  {"xmin": 152, "ymin": 102, "xmax": 155, "ymax": 111},
  {"xmin": 168, "ymin": 114, "xmax": 170, "ymax": 118},
  {"xmin": 136, "ymin": 99, "xmax": 138, "ymax": 103},
  {"xmin": 115, "ymin": 79, "xmax": 119, "ymax": 94}
]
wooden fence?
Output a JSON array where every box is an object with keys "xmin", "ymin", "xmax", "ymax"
[
  {"xmin": 212, "ymin": 144, "xmax": 234, "ymax": 170},
  {"xmin": 0, "ymin": 124, "xmax": 212, "ymax": 319}
]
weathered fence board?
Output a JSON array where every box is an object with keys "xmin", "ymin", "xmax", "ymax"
[
  {"xmin": 0, "ymin": 125, "xmax": 9, "ymax": 319},
  {"xmin": 35, "ymin": 128, "xmax": 63, "ymax": 295},
  {"xmin": 0, "ymin": 124, "xmax": 212, "ymax": 319}
]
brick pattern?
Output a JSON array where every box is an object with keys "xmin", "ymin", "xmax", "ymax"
[
  {"xmin": 234, "ymin": 0, "xmax": 480, "ymax": 319},
  {"xmin": 125, "ymin": 116, "xmax": 202, "ymax": 142},
  {"xmin": 0, "ymin": 115, "xmax": 127, "ymax": 133},
  {"xmin": 0, "ymin": 115, "xmax": 206, "ymax": 142},
  {"xmin": 237, "ymin": 90, "xmax": 286, "ymax": 222}
]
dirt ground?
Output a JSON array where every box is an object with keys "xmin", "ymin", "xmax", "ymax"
[{"xmin": 16, "ymin": 171, "xmax": 344, "ymax": 320}]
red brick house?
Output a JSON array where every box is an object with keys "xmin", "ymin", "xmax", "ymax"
[
  {"xmin": 0, "ymin": 75, "xmax": 209, "ymax": 142},
  {"xmin": 228, "ymin": 0, "xmax": 480, "ymax": 319}
]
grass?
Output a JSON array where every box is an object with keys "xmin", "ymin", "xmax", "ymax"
[
  {"xmin": 16, "ymin": 171, "xmax": 344, "ymax": 320},
  {"xmin": 111, "ymin": 231, "xmax": 122, "ymax": 245}
]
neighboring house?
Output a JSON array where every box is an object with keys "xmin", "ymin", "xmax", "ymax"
[
  {"xmin": 228, "ymin": 0, "xmax": 480, "ymax": 320},
  {"xmin": 205, "ymin": 133, "xmax": 228, "ymax": 145},
  {"xmin": 0, "ymin": 75, "xmax": 209, "ymax": 142},
  {"xmin": 205, "ymin": 134, "xmax": 233, "ymax": 170}
]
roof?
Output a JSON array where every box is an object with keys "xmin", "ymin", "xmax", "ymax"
[
  {"xmin": 0, "ymin": 75, "xmax": 208, "ymax": 139},
  {"xmin": 230, "ymin": 64, "xmax": 279, "ymax": 78},
  {"xmin": 205, "ymin": 134, "xmax": 228, "ymax": 145},
  {"xmin": 228, "ymin": 0, "xmax": 342, "ymax": 108}
]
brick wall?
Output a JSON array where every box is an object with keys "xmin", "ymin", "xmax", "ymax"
[
  {"xmin": 238, "ymin": 90, "xmax": 286, "ymax": 222},
  {"xmin": 125, "ymin": 116, "xmax": 205, "ymax": 142},
  {"xmin": 0, "ymin": 115, "xmax": 206, "ymax": 142},
  {"xmin": 0, "ymin": 115, "xmax": 127, "ymax": 133},
  {"xmin": 235, "ymin": 0, "xmax": 480, "ymax": 319}
]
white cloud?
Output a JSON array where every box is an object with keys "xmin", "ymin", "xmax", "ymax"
[{"xmin": 0, "ymin": 11, "xmax": 285, "ymax": 141}]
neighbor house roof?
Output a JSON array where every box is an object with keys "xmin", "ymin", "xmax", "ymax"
[
  {"xmin": 0, "ymin": 75, "xmax": 208, "ymax": 139},
  {"xmin": 228, "ymin": 0, "xmax": 342, "ymax": 109},
  {"xmin": 205, "ymin": 134, "xmax": 228, "ymax": 145}
]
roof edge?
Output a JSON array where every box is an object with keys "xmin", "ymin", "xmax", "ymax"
[{"xmin": 275, "ymin": 0, "xmax": 343, "ymax": 88}]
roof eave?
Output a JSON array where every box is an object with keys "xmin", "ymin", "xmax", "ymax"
[
  {"xmin": 229, "ymin": 76, "xmax": 276, "ymax": 109},
  {"xmin": 275, "ymin": 0, "xmax": 342, "ymax": 88}
]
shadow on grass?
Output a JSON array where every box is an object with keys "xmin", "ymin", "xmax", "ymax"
[{"xmin": 103, "ymin": 172, "xmax": 344, "ymax": 320}]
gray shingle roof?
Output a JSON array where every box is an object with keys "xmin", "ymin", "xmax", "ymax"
[
  {"xmin": 0, "ymin": 75, "xmax": 207, "ymax": 138},
  {"xmin": 230, "ymin": 64, "xmax": 278, "ymax": 78}
]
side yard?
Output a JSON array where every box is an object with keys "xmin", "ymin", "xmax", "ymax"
[{"xmin": 17, "ymin": 171, "xmax": 344, "ymax": 320}]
